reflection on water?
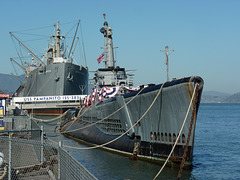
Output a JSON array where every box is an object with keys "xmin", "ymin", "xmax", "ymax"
[
  {"xmin": 36, "ymin": 104, "xmax": 240, "ymax": 179},
  {"xmin": 37, "ymin": 115, "xmax": 191, "ymax": 179}
]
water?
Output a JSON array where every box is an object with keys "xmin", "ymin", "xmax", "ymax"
[
  {"xmin": 191, "ymin": 103, "xmax": 240, "ymax": 180},
  {"xmin": 43, "ymin": 103, "xmax": 240, "ymax": 179}
]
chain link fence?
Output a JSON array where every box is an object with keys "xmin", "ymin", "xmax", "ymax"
[
  {"xmin": 0, "ymin": 116, "xmax": 98, "ymax": 180},
  {"xmin": 58, "ymin": 142, "xmax": 97, "ymax": 180}
]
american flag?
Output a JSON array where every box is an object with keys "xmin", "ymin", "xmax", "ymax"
[{"xmin": 97, "ymin": 53, "xmax": 104, "ymax": 64}]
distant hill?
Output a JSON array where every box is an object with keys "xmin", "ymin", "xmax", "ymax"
[
  {"xmin": 222, "ymin": 92, "xmax": 240, "ymax": 103},
  {"xmin": 0, "ymin": 72, "xmax": 93, "ymax": 96},
  {"xmin": 201, "ymin": 90, "xmax": 240, "ymax": 103},
  {"xmin": 0, "ymin": 90, "xmax": 6, "ymax": 94},
  {"xmin": 0, "ymin": 73, "xmax": 23, "ymax": 95},
  {"xmin": 1, "ymin": 72, "xmax": 240, "ymax": 103},
  {"xmin": 202, "ymin": 91, "xmax": 230, "ymax": 97}
]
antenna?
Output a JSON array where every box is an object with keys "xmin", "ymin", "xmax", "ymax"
[{"xmin": 160, "ymin": 46, "xmax": 174, "ymax": 82}]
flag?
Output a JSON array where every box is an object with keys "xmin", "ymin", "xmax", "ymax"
[
  {"xmin": 97, "ymin": 53, "xmax": 104, "ymax": 64},
  {"xmin": 98, "ymin": 88, "xmax": 103, "ymax": 102},
  {"xmin": 166, "ymin": 55, "xmax": 168, "ymax": 65},
  {"xmin": 104, "ymin": 86, "xmax": 121, "ymax": 98},
  {"xmin": 83, "ymin": 96, "xmax": 87, "ymax": 107}
]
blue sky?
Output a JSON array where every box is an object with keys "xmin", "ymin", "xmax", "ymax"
[{"xmin": 0, "ymin": 0, "xmax": 239, "ymax": 94}]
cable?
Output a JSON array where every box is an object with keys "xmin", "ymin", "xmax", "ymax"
[
  {"xmin": 153, "ymin": 83, "xmax": 198, "ymax": 180},
  {"xmin": 53, "ymin": 83, "xmax": 165, "ymax": 150},
  {"xmin": 31, "ymin": 109, "xmax": 70, "ymax": 123},
  {"xmin": 61, "ymin": 87, "xmax": 145, "ymax": 134}
]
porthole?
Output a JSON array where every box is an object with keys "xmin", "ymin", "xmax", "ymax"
[
  {"xmin": 150, "ymin": 132, "xmax": 153, "ymax": 140},
  {"xmin": 161, "ymin": 133, "xmax": 164, "ymax": 141},
  {"xmin": 157, "ymin": 132, "xmax": 160, "ymax": 141},
  {"xmin": 173, "ymin": 133, "xmax": 176, "ymax": 142},
  {"xmin": 182, "ymin": 134, "xmax": 186, "ymax": 143},
  {"xmin": 177, "ymin": 133, "xmax": 180, "ymax": 143}
]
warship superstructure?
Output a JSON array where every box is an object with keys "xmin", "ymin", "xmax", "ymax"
[
  {"xmin": 61, "ymin": 15, "xmax": 204, "ymax": 166},
  {"xmin": 10, "ymin": 21, "xmax": 88, "ymax": 114}
]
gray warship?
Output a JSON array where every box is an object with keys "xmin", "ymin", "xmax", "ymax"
[
  {"xmin": 61, "ymin": 15, "xmax": 204, "ymax": 166},
  {"xmin": 10, "ymin": 21, "xmax": 88, "ymax": 114}
]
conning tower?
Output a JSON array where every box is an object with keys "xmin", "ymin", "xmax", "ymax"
[{"xmin": 94, "ymin": 14, "xmax": 133, "ymax": 88}]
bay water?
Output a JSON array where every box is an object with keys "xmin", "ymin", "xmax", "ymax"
[{"xmin": 44, "ymin": 103, "xmax": 240, "ymax": 179}]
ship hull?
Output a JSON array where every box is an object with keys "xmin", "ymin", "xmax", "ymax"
[
  {"xmin": 24, "ymin": 63, "xmax": 88, "ymax": 96},
  {"xmin": 23, "ymin": 63, "xmax": 88, "ymax": 115},
  {"xmin": 61, "ymin": 76, "xmax": 203, "ymax": 166}
]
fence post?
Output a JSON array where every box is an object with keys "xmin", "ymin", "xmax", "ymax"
[
  {"xmin": 40, "ymin": 126, "xmax": 44, "ymax": 163},
  {"xmin": 58, "ymin": 141, "xmax": 62, "ymax": 180},
  {"xmin": 8, "ymin": 133, "xmax": 11, "ymax": 180}
]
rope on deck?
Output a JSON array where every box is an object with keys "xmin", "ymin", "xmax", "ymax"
[
  {"xmin": 177, "ymin": 83, "xmax": 199, "ymax": 179},
  {"xmin": 153, "ymin": 83, "xmax": 198, "ymax": 180},
  {"xmin": 60, "ymin": 86, "xmax": 146, "ymax": 134},
  {"xmin": 31, "ymin": 109, "xmax": 70, "ymax": 122},
  {"xmin": 47, "ymin": 82, "xmax": 166, "ymax": 150}
]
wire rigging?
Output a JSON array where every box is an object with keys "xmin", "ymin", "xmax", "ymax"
[
  {"xmin": 11, "ymin": 24, "xmax": 54, "ymax": 33},
  {"xmin": 10, "ymin": 35, "xmax": 24, "ymax": 67},
  {"xmin": 13, "ymin": 32, "xmax": 49, "ymax": 38},
  {"xmin": 79, "ymin": 21, "xmax": 87, "ymax": 67}
]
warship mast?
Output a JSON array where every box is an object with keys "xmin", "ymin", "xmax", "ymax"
[
  {"xmin": 160, "ymin": 46, "xmax": 174, "ymax": 82},
  {"xmin": 94, "ymin": 14, "xmax": 133, "ymax": 88},
  {"xmin": 100, "ymin": 13, "xmax": 115, "ymax": 68},
  {"xmin": 51, "ymin": 21, "xmax": 65, "ymax": 58}
]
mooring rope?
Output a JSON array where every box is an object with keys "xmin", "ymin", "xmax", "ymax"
[
  {"xmin": 60, "ymin": 87, "xmax": 146, "ymax": 134},
  {"xmin": 0, "ymin": 165, "xmax": 7, "ymax": 179},
  {"xmin": 31, "ymin": 109, "xmax": 71, "ymax": 122},
  {"xmin": 153, "ymin": 83, "xmax": 198, "ymax": 180},
  {"xmin": 44, "ymin": 87, "xmax": 143, "ymax": 134},
  {"xmin": 48, "ymin": 82, "xmax": 165, "ymax": 150},
  {"xmin": 44, "ymin": 81, "xmax": 199, "ymax": 180},
  {"xmin": 177, "ymin": 83, "xmax": 199, "ymax": 180},
  {"xmin": 60, "ymin": 104, "xmax": 93, "ymax": 133}
]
